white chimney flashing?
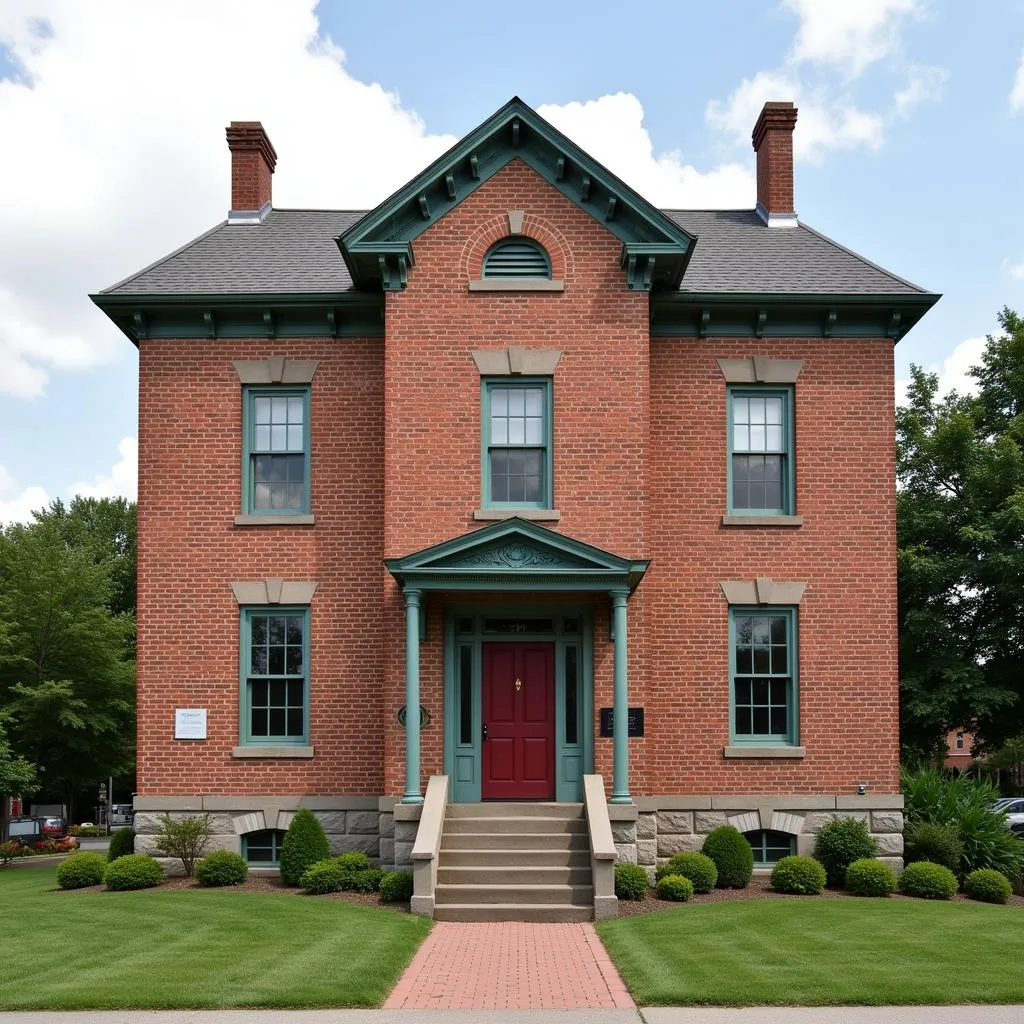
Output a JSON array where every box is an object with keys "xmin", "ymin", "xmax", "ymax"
[
  {"xmin": 755, "ymin": 202, "xmax": 798, "ymax": 228},
  {"xmin": 227, "ymin": 201, "xmax": 272, "ymax": 226}
]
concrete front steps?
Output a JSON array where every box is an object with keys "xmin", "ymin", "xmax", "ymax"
[{"xmin": 434, "ymin": 802, "xmax": 593, "ymax": 922}]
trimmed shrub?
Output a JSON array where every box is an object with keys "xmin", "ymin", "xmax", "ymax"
[
  {"xmin": 897, "ymin": 860, "xmax": 958, "ymax": 900},
  {"xmin": 614, "ymin": 862, "xmax": 649, "ymax": 901},
  {"xmin": 56, "ymin": 852, "xmax": 107, "ymax": 889},
  {"xmin": 771, "ymin": 855, "xmax": 826, "ymax": 895},
  {"xmin": 336, "ymin": 851, "xmax": 372, "ymax": 873},
  {"xmin": 656, "ymin": 874, "xmax": 694, "ymax": 901},
  {"xmin": 814, "ymin": 817, "xmax": 876, "ymax": 887},
  {"xmin": 702, "ymin": 826, "xmax": 754, "ymax": 888},
  {"xmin": 155, "ymin": 814, "xmax": 211, "ymax": 878},
  {"xmin": 352, "ymin": 867, "xmax": 386, "ymax": 893},
  {"xmin": 104, "ymin": 853, "xmax": 164, "ymax": 891},
  {"xmin": 964, "ymin": 868, "xmax": 1013, "ymax": 905},
  {"xmin": 280, "ymin": 809, "xmax": 331, "ymax": 886},
  {"xmin": 195, "ymin": 850, "xmax": 248, "ymax": 887},
  {"xmin": 904, "ymin": 821, "xmax": 963, "ymax": 874},
  {"xmin": 844, "ymin": 858, "xmax": 895, "ymax": 897},
  {"xmin": 73, "ymin": 825, "xmax": 100, "ymax": 837},
  {"xmin": 654, "ymin": 852, "xmax": 718, "ymax": 893},
  {"xmin": 107, "ymin": 828, "xmax": 135, "ymax": 863},
  {"xmin": 301, "ymin": 859, "xmax": 345, "ymax": 895},
  {"xmin": 379, "ymin": 870, "xmax": 414, "ymax": 903}
]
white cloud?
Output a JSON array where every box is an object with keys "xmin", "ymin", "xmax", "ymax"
[
  {"xmin": 1001, "ymin": 258, "xmax": 1024, "ymax": 281},
  {"xmin": 0, "ymin": 464, "xmax": 49, "ymax": 525},
  {"xmin": 1012, "ymin": 50, "xmax": 1024, "ymax": 111},
  {"xmin": 896, "ymin": 335, "xmax": 988, "ymax": 407},
  {"xmin": 69, "ymin": 435, "xmax": 137, "ymax": 501},
  {"xmin": 893, "ymin": 65, "xmax": 949, "ymax": 118},
  {"xmin": 0, "ymin": 3, "xmax": 754, "ymax": 401}
]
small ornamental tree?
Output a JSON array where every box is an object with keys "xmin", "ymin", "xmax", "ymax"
[
  {"xmin": 155, "ymin": 814, "xmax": 211, "ymax": 877},
  {"xmin": 107, "ymin": 827, "xmax": 135, "ymax": 863},
  {"xmin": 279, "ymin": 809, "xmax": 330, "ymax": 886}
]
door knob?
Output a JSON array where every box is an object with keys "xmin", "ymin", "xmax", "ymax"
[{"xmin": 482, "ymin": 722, "xmax": 488, "ymax": 742}]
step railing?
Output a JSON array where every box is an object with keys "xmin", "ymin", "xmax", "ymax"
[
  {"xmin": 582, "ymin": 774, "xmax": 618, "ymax": 919},
  {"xmin": 410, "ymin": 774, "xmax": 449, "ymax": 917}
]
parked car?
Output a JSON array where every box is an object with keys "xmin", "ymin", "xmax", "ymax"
[
  {"xmin": 4, "ymin": 816, "xmax": 45, "ymax": 846},
  {"xmin": 997, "ymin": 797, "xmax": 1024, "ymax": 829},
  {"xmin": 41, "ymin": 816, "xmax": 68, "ymax": 840}
]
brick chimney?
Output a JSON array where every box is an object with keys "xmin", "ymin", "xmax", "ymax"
[
  {"xmin": 225, "ymin": 121, "xmax": 277, "ymax": 221},
  {"xmin": 752, "ymin": 102, "xmax": 798, "ymax": 227}
]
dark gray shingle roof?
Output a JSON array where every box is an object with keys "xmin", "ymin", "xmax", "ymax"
[{"xmin": 100, "ymin": 208, "xmax": 927, "ymax": 298}]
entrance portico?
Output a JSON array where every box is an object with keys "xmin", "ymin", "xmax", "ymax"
[{"xmin": 385, "ymin": 518, "xmax": 648, "ymax": 806}]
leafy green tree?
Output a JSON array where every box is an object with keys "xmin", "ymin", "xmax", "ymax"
[
  {"xmin": 897, "ymin": 307, "xmax": 1024, "ymax": 757},
  {"xmin": 0, "ymin": 712, "xmax": 36, "ymax": 799}
]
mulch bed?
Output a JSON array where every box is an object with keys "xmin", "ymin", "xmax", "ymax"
[{"xmin": 614, "ymin": 874, "xmax": 1024, "ymax": 917}]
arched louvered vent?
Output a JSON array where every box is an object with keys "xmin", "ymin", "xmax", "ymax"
[{"xmin": 482, "ymin": 238, "xmax": 551, "ymax": 279}]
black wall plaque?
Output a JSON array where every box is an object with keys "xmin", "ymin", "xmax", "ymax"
[{"xmin": 599, "ymin": 707, "xmax": 644, "ymax": 738}]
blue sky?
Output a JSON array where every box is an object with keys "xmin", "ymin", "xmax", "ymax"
[{"xmin": 0, "ymin": 0, "xmax": 1022, "ymax": 520}]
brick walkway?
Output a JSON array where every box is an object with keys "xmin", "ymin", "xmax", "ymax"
[{"xmin": 383, "ymin": 921, "xmax": 635, "ymax": 1010}]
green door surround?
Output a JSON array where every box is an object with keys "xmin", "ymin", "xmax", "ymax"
[{"xmin": 385, "ymin": 517, "xmax": 648, "ymax": 805}]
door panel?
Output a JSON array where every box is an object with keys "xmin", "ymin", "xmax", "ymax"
[{"xmin": 482, "ymin": 642, "xmax": 555, "ymax": 799}]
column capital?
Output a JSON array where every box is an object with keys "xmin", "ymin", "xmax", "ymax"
[
  {"xmin": 610, "ymin": 588, "xmax": 629, "ymax": 607},
  {"xmin": 404, "ymin": 588, "xmax": 423, "ymax": 607}
]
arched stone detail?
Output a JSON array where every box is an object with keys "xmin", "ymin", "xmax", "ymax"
[
  {"xmin": 232, "ymin": 811, "xmax": 266, "ymax": 836},
  {"xmin": 462, "ymin": 212, "xmax": 573, "ymax": 282},
  {"xmin": 770, "ymin": 811, "xmax": 806, "ymax": 836},
  {"xmin": 727, "ymin": 811, "xmax": 759, "ymax": 834}
]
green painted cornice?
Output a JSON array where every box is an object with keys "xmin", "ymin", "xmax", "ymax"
[
  {"xmin": 90, "ymin": 292, "xmax": 384, "ymax": 345},
  {"xmin": 651, "ymin": 291, "xmax": 941, "ymax": 341},
  {"xmin": 338, "ymin": 97, "xmax": 695, "ymax": 293},
  {"xmin": 385, "ymin": 517, "xmax": 649, "ymax": 594}
]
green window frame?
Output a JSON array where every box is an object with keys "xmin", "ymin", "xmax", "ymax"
[
  {"xmin": 727, "ymin": 387, "xmax": 794, "ymax": 515},
  {"xmin": 481, "ymin": 378, "xmax": 553, "ymax": 509},
  {"xmin": 482, "ymin": 238, "xmax": 551, "ymax": 279},
  {"xmin": 745, "ymin": 829, "xmax": 795, "ymax": 866},
  {"xmin": 729, "ymin": 607, "xmax": 798, "ymax": 745},
  {"xmin": 242, "ymin": 829, "xmax": 285, "ymax": 866},
  {"xmin": 239, "ymin": 607, "xmax": 310, "ymax": 745},
  {"xmin": 242, "ymin": 386, "xmax": 311, "ymax": 515}
]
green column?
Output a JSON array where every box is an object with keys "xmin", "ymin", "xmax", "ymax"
[
  {"xmin": 611, "ymin": 589, "xmax": 631, "ymax": 804},
  {"xmin": 402, "ymin": 588, "xmax": 423, "ymax": 804}
]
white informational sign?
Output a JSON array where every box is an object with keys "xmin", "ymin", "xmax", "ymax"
[{"xmin": 174, "ymin": 708, "xmax": 208, "ymax": 740}]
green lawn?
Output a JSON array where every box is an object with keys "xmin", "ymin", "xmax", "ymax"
[
  {"xmin": 0, "ymin": 865, "xmax": 430, "ymax": 1009},
  {"xmin": 597, "ymin": 899, "xmax": 1024, "ymax": 1006}
]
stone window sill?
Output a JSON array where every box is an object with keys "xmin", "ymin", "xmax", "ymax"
[
  {"xmin": 723, "ymin": 745, "xmax": 806, "ymax": 759},
  {"xmin": 232, "ymin": 745, "xmax": 314, "ymax": 759},
  {"xmin": 721, "ymin": 515, "xmax": 803, "ymax": 527},
  {"xmin": 473, "ymin": 508, "xmax": 562, "ymax": 522},
  {"xmin": 234, "ymin": 514, "xmax": 316, "ymax": 526},
  {"xmin": 468, "ymin": 279, "xmax": 564, "ymax": 292}
]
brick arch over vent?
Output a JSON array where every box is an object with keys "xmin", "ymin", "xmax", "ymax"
[{"xmin": 462, "ymin": 213, "xmax": 574, "ymax": 282}]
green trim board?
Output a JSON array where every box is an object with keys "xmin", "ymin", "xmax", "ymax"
[
  {"xmin": 443, "ymin": 606, "xmax": 594, "ymax": 803},
  {"xmin": 726, "ymin": 386, "xmax": 794, "ymax": 516},
  {"xmin": 337, "ymin": 97, "xmax": 694, "ymax": 293},
  {"xmin": 239, "ymin": 606, "xmax": 311, "ymax": 746},
  {"xmin": 384, "ymin": 517, "xmax": 649, "ymax": 594},
  {"xmin": 242, "ymin": 386, "xmax": 311, "ymax": 515},
  {"xmin": 481, "ymin": 378, "xmax": 554, "ymax": 510}
]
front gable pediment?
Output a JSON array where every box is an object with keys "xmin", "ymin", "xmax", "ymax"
[{"xmin": 338, "ymin": 97, "xmax": 695, "ymax": 294}]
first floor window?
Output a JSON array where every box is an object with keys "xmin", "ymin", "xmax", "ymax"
[
  {"xmin": 728, "ymin": 387, "xmax": 793, "ymax": 514},
  {"xmin": 242, "ymin": 829, "xmax": 284, "ymax": 866},
  {"xmin": 746, "ymin": 829, "xmax": 795, "ymax": 866},
  {"xmin": 483, "ymin": 379, "xmax": 552, "ymax": 507},
  {"xmin": 731, "ymin": 607, "xmax": 797, "ymax": 744},
  {"xmin": 243, "ymin": 386, "xmax": 310, "ymax": 514},
  {"xmin": 242, "ymin": 608, "xmax": 308, "ymax": 744}
]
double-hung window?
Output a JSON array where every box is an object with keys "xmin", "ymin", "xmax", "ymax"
[
  {"xmin": 483, "ymin": 379, "xmax": 553, "ymax": 508},
  {"xmin": 241, "ymin": 608, "xmax": 309, "ymax": 745},
  {"xmin": 243, "ymin": 388, "xmax": 310, "ymax": 515},
  {"xmin": 728, "ymin": 388, "xmax": 793, "ymax": 515},
  {"xmin": 730, "ymin": 607, "xmax": 797, "ymax": 745}
]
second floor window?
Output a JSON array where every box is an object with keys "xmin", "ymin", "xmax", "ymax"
[
  {"xmin": 243, "ymin": 387, "xmax": 310, "ymax": 514},
  {"xmin": 483, "ymin": 380, "xmax": 552, "ymax": 508},
  {"xmin": 728, "ymin": 387, "xmax": 793, "ymax": 515}
]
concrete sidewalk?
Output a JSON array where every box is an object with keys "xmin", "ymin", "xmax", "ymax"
[{"xmin": 0, "ymin": 1008, "xmax": 1022, "ymax": 1023}]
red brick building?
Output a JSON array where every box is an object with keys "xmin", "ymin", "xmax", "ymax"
[{"xmin": 94, "ymin": 98, "xmax": 935, "ymax": 916}]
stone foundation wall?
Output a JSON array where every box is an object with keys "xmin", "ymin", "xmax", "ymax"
[
  {"xmin": 133, "ymin": 795, "xmax": 395, "ymax": 875},
  {"xmin": 609, "ymin": 794, "xmax": 904, "ymax": 880}
]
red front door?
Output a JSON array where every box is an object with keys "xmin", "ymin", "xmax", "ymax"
[{"xmin": 482, "ymin": 642, "xmax": 555, "ymax": 800}]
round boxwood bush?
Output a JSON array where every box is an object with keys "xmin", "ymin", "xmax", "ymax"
[
  {"xmin": 813, "ymin": 817, "xmax": 876, "ymax": 887},
  {"xmin": 104, "ymin": 853, "xmax": 165, "ymax": 891},
  {"xmin": 301, "ymin": 859, "xmax": 345, "ymax": 894},
  {"xmin": 614, "ymin": 862, "xmax": 649, "ymax": 901},
  {"xmin": 279, "ymin": 809, "xmax": 331, "ymax": 886},
  {"xmin": 656, "ymin": 874, "xmax": 694, "ymax": 902},
  {"xmin": 56, "ymin": 852, "xmax": 107, "ymax": 889},
  {"xmin": 844, "ymin": 857, "xmax": 895, "ymax": 897},
  {"xmin": 897, "ymin": 860, "xmax": 958, "ymax": 900},
  {"xmin": 336, "ymin": 851, "xmax": 372, "ymax": 873},
  {"xmin": 107, "ymin": 827, "xmax": 135, "ymax": 863},
  {"xmin": 195, "ymin": 850, "xmax": 248, "ymax": 888},
  {"xmin": 771, "ymin": 855, "xmax": 826, "ymax": 895},
  {"xmin": 904, "ymin": 821, "xmax": 963, "ymax": 874},
  {"xmin": 654, "ymin": 852, "xmax": 718, "ymax": 893},
  {"xmin": 351, "ymin": 867, "xmax": 385, "ymax": 893},
  {"xmin": 702, "ymin": 826, "xmax": 754, "ymax": 888},
  {"xmin": 379, "ymin": 870, "xmax": 414, "ymax": 903},
  {"xmin": 963, "ymin": 868, "xmax": 1013, "ymax": 905}
]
